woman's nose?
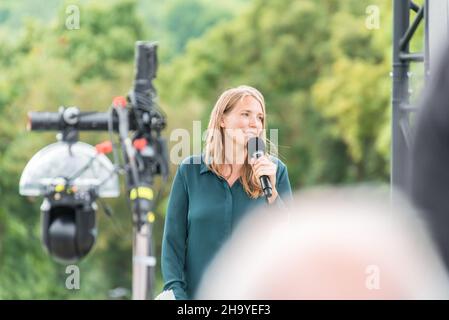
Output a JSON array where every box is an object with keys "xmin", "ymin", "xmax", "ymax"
[{"xmin": 249, "ymin": 116, "xmax": 258, "ymax": 127}]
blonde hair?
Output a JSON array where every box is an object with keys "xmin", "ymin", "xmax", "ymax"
[{"xmin": 204, "ymin": 85, "xmax": 276, "ymax": 198}]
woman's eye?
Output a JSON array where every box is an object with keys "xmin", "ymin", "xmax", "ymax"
[
  {"xmin": 242, "ymin": 113, "xmax": 248, "ymax": 117},
  {"xmin": 258, "ymin": 117, "xmax": 264, "ymax": 121}
]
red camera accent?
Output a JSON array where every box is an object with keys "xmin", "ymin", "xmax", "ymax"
[
  {"xmin": 96, "ymin": 141, "xmax": 113, "ymax": 154},
  {"xmin": 133, "ymin": 138, "xmax": 147, "ymax": 151},
  {"xmin": 112, "ymin": 96, "xmax": 127, "ymax": 108}
]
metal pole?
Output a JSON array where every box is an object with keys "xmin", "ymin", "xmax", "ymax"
[
  {"xmin": 132, "ymin": 223, "xmax": 155, "ymax": 300},
  {"xmin": 424, "ymin": 0, "xmax": 429, "ymax": 76},
  {"xmin": 392, "ymin": 0, "xmax": 410, "ymax": 193}
]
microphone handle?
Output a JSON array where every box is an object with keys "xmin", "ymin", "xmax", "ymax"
[
  {"xmin": 254, "ymin": 153, "xmax": 272, "ymax": 199},
  {"xmin": 260, "ymin": 175, "xmax": 272, "ymax": 198}
]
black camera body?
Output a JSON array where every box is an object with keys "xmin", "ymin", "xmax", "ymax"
[
  {"xmin": 20, "ymin": 41, "xmax": 168, "ymax": 275},
  {"xmin": 40, "ymin": 186, "xmax": 98, "ymax": 264}
]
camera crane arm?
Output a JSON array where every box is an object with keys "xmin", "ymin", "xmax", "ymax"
[{"xmin": 25, "ymin": 42, "xmax": 167, "ymax": 300}]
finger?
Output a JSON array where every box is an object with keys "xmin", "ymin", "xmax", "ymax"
[
  {"xmin": 252, "ymin": 156, "xmax": 268, "ymax": 165},
  {"xmin": 254, "ymin": 167, "xmax": 276, "ymax": 176},
  {"xmin": 253, "ymin": 167, "xmax": 263, "ymax": 177},
  {"xmin": 254, "ymin": 162, "xmax": 276, "ymax": 171},
  {"xmin": 257, "ymin": 171, "xmax": 276, "ymax": 177},
  {"xmin": 253, "ymin": 158, "xmax": 272, "ymax": 167},
  {"xmin": 252, "ymin": 161, "xmax": 262, "ymax": 170},
  {"xmin": 257, "ymin": 160, "xmax": 275, "ymax": 170},
  {"xmin": 253, "ymin": 162, "xmax": 262, "ymax": 170}
]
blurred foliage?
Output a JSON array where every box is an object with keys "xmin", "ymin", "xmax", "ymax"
[
  {"xmin": 0, "ymin": 0, "xmax": 249, "ymax": 299},
  {"xmin": 0, "ymin": 0, "xmax": 416, "ymax": 298},
  {"xmin": 0, "ymin": 0, "xmax": 144, "ymax": 299},
  {"xmin": 159, "ymin": 0, "xmax": 395, "ymax": 187}
]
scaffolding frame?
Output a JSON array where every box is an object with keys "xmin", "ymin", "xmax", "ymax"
[{"xmin": 392, "ymin": 0, "xmax": 428, "ymax": 192}]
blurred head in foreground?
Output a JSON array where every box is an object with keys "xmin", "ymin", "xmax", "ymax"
[
  {"xmin": 410, "ymin": 43, "xmax": 449, "ymax": 272},
  {"xmin": 196, "ymin": 187, "xmax": 449, "ymax": 299}
]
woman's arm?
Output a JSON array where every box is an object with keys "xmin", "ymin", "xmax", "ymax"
[
  {"xmin": 271, "ymin": 160, "xmax": 293, "ymax": 208},
  {"xmin": 161, "ymin": 165, "xmax": 189, "ymax": 300}
]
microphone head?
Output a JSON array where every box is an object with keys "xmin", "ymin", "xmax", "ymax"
[{"xmin": 247, "ymin": 137, "xmax": 265, "ymax": 159}]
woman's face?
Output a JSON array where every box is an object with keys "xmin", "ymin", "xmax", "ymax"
[{"xmin": 220, "ymin": 95, "xmax": 264, "ymax": 149}]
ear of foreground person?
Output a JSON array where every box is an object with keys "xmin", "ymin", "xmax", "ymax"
[{"xmin": 195, "ymin": 187, "xmax": 449, "ymax": 300}]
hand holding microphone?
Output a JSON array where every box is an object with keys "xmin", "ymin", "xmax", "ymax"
[{"xmin": 247, "ymin": 137, "xmax": 278, "ymax": 202}]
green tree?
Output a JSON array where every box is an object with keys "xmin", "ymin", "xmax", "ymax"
[
  {"xmin": 0, "ymin": 0, "xmax": 147, "ymax": 299},
  {"xmin": 159, "ymin": 0, "xmax": 393, "ymax": 188}
]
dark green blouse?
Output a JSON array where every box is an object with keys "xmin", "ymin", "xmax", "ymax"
[{"xmin": 161, "ymin": 154, "xmax": 293, "ymax": 299}]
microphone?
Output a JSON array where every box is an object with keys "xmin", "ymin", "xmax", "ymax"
[{"xmin": 247, "ymin": 137, "xmax": 272, "ymax": 199}]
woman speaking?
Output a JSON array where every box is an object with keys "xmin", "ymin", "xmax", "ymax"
[{"xmin": 161, "ymin": 85, "xmax": 293, "ymax": 299}]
